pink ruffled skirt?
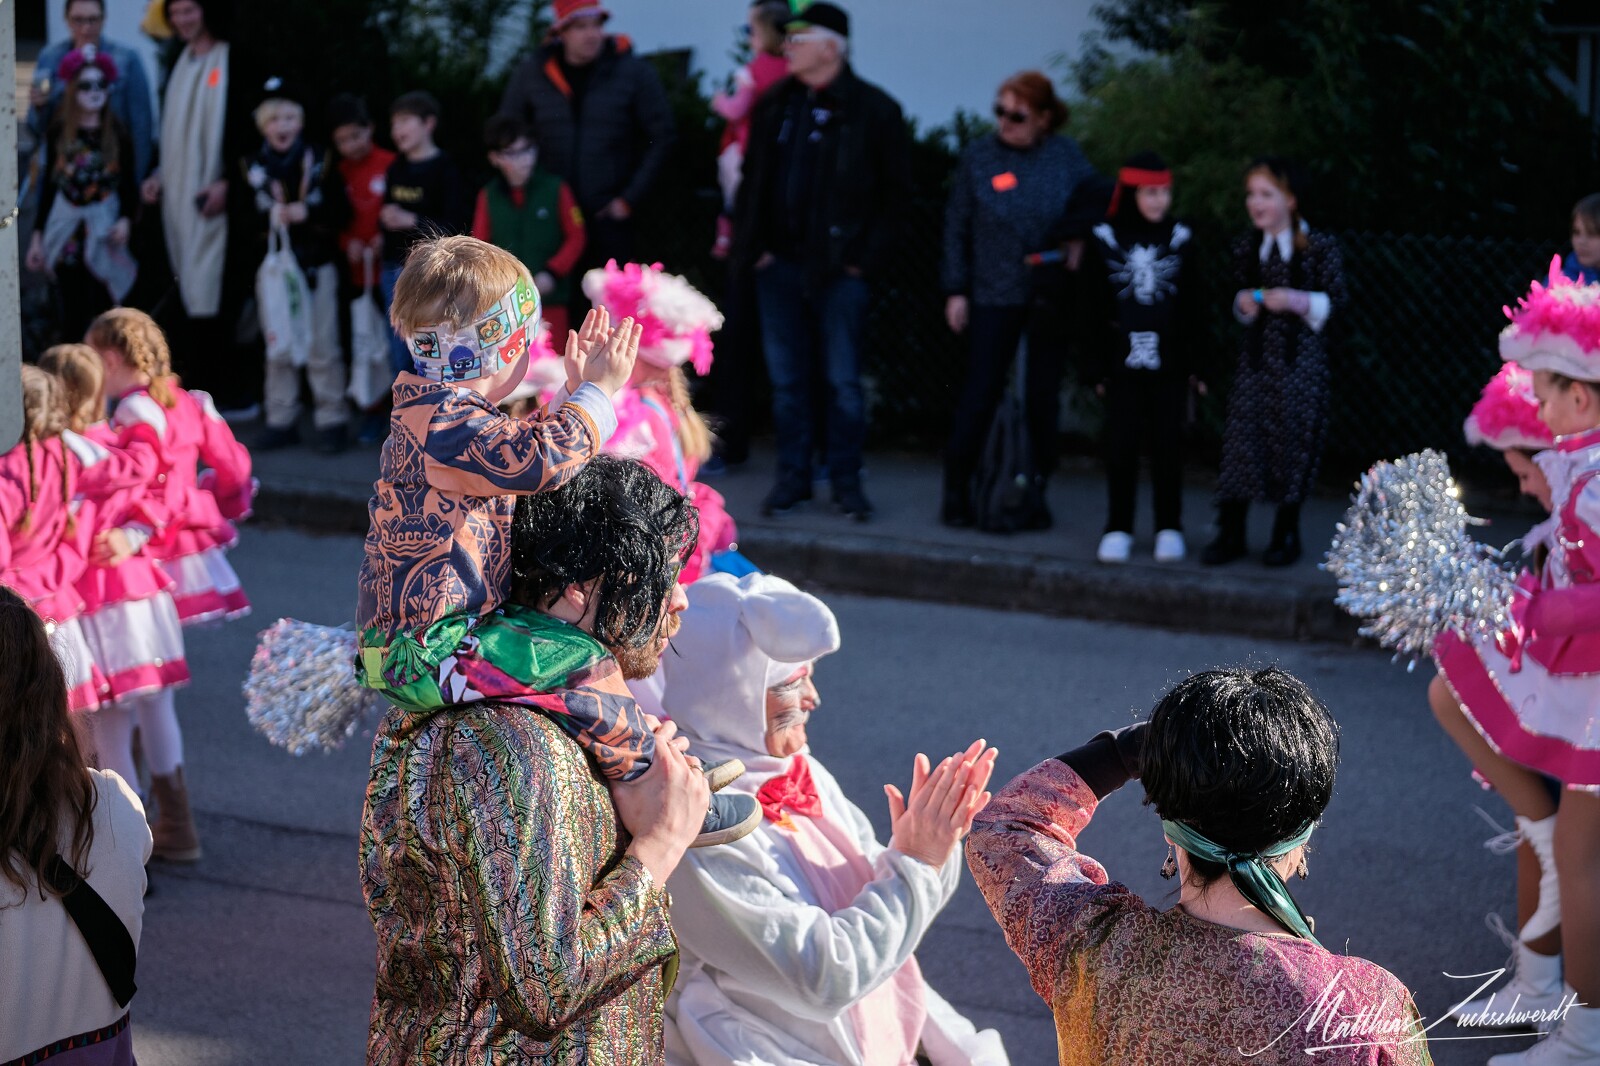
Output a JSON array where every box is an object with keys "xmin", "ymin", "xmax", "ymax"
[
  {"xmin": 78, "ymin": 591, "xmax": 191, "ymax": 701},
  {"xmin": 1435, "ymin": 627, "xmax": 1600, "ymax": 792},
  {"xmin": 157, "ymin": 547, "xmax": 250, "ymax": 625},
  {"xmin": 50, "ymin": 616, "xmax": 110, "ymax": 713}
]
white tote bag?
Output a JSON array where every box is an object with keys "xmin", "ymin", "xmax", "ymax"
[
  {"xmin": 347, "ymin": 249, "xmax": 393, "ymax": 409},
  {"xmin": 257, "ymin": 219, "xmax": 313, "ymax": 367}
]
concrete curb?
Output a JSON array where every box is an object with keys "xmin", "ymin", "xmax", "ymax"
[{"xmin": 253, "ymin": 483, "xmax": 1358, "ymax": 644}]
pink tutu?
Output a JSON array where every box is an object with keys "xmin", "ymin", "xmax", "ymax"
[
  {"xmin": 50, "ymin": 616, "xmax": 109, "ymax": 713},
  {"xmin": 78, "ymin": 590, "xmax": 190, "ymax": 701},
  {"xmin": 158, "ymin": 548, "xmax": 250, "ymax": 625}
]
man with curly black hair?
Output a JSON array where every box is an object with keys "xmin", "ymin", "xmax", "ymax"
[{"xmin": 361, "ymin": 456, "xmax": 755, "ymax": 1063}]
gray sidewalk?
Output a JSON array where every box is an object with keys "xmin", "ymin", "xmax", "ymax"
[{"xmin": 247, "ymin": 433, "xmax": 1542, "ymax": 643}]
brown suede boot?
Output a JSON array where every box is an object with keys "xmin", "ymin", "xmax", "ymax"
[{"xmin": 149, "ymin": 767, "xmax": 202, "ymax": 862}]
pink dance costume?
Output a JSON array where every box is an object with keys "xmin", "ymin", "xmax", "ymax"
[
  {"xmin": 0, "ymin": 430, "xmax": 158, "ymax": 711},
  {"xmin": 111, "ymin": 385, "xmax": 254, "ymax": 625},
  {"xmin": 1434, "ymin": 262, "xmax": 1600, "ymax": 790},
  {"xmin": 68, "ymin": 422, "xmax": 191, "ymax": 702},
  {"xmin": 610, "ymin": 385, "xmax": 736, "ymax": 584},
  {"xmin": 1434, "ymin": 427, "xmax": 1600, "ymax": 791},
  {"xmin": 579, "ymin": 261, "xmax": 736, "ymax": 583}
]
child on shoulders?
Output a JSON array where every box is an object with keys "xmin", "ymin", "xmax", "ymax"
[{"xmin": 356, "ymin": 235, "xmax": 760, "ymax": 847}]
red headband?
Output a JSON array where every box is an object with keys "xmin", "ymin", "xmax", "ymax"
[
  {"xmin": 1107, "ymin": 167, "xmax": 1173, "ymax": 219},
  {"xmin": 1118, "ymin": 167, "xmax": 1172, "ymax": 187}
]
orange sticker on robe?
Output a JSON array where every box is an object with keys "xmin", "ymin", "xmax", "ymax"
[
  {"xmin": 207, "ymin": 68, "xmax": 221, "ymax": 88},
  {"xmin": 992, "ymin": 171, "xmax": 1018, "ymax": 192}
]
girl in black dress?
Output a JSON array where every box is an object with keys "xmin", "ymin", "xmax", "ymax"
[{"xmin": 1203, "ymin": 157, "xmax": 1346, "ymax": 567}]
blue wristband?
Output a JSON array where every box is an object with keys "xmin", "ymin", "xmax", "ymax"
[{"xmin": 1252, "ymin": 289, "xmax": 1265, "ymax": 304}]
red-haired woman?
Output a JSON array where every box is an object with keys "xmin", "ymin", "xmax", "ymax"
[
  {"xmin": 940, "ymin": 70, "xmax": 1096, "ymax": 530},
  {"xmin": 0, "ymin": 585, "xmax": 152, "ymax": 1065}
]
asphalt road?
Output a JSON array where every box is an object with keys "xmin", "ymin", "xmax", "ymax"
[{"xmin": 129, "ymin": 526, "xmax": 1540, "ymax": 1065}]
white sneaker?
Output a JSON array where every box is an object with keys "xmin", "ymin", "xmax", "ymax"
[
  {"xmin": 1097, "ymin": 531, "xmax": 1133, "ymax": 564},
  {"xmin": 1487, "ymin": 1003, "xmax": 1600, "ymax": 1064},
  {"xmin": 1154, "ymin": 529, "xmax": 1187, "ymax": 563}
]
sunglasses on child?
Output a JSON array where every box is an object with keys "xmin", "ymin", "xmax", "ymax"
[{"xmin": 993, "ymin": 103, "xmax": 1031, "ymax": 124}]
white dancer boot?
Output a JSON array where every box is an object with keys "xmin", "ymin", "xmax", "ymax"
[
  {"xmin": 1483, "ymin": 809, "xmax": 1564, "ymax": 943},
  {"xmin": 1457, "ymin": 936, "xmax": 1566, "ymax": 1027},
  {"xmin": 1487, "ymin": 1002, "xmax": 1600, "ymax": 1064},
  {"xmin": 1516, "ymin": 814, "xmax": 1562, "ymax": 943}
]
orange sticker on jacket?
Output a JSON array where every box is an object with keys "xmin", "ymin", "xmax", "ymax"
[
  {"xmin": 992, "ymin": 171, "xmax": 1018, "ymax": 192},
  {"xmin": 207, "ymin": 68, "xmax": 221, "ymax": 89}
]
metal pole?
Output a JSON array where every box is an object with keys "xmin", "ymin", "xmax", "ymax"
[{"xmin": 0, "ymin": 0, "xmax": 21, "ymax": 452}]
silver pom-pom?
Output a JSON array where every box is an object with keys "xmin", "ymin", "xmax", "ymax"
[
  {"xmin": 243, "ymin": 619, "xmax": 386, "ymax": 755},
  {"xmin": 1325, "ymin": 450, "xmax": 1522, "ymax": 663}
]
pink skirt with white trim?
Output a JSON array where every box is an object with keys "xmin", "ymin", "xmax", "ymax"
[
  {"xmin": 1435, "ymin": 626, "xmax": 1600, "ymax": 791},
  {"xmin": 78, "ymin": 591, "xmax": 191, "ymax": 701},
  {"xmin": 156, "ymin": 547, "xmax": 250, "ymax": 626},
  {"xmin": 50, "ymin": 616, "xmax": 109, "ymax": 714}
]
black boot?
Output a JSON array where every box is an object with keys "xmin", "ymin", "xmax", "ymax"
[
  {"xmin": 1201, "ymin": 501, "xmax": 1249, "ymax": 565},
  {"xmin": 1263, "ymin": 503, "xmax": 1302, "ymax": 567}
]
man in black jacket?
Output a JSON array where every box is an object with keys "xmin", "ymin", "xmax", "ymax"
[
  {"xmin": 734, "ymin": 2, "xmax": 911, "ymax": 521},
  {"xmin": 498, "ymin": 0, "xmax": 675, "ymax": 272}
]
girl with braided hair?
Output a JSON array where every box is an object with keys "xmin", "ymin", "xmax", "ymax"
[
  {"xmin": 41, "ymin": 343, "xmax": 197, "ymax": 862},
  {"xmin": 82, "ymin": 309, "xmax": 254, "ymax": 861},
  {"xmin": 0, "ymin": 366, "xmax": 156, "ymax": 718},
  {"xmin": 85, "ymin": 308, "xmax": 254, "ymax": 628}
]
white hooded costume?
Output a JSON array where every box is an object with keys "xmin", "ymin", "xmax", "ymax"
[{"xmin": 660, "ymin": 572, "xmax": 1008, "ymax": 1066}]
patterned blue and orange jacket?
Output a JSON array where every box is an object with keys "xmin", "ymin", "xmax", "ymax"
[{"xmin": 355, "ymin": 374, "xmax": 614, "ymax": 640}]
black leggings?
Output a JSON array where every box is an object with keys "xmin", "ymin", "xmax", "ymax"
[
  {"xmin": 1102, "ymin": 371, "xmax": 1186, "ymax": 534},
  {"xmin": 942, "ymin": 303, "xmax": 1067, "ymax": 494}
]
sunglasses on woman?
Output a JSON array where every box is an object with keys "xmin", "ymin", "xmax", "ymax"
[
  {"xmin": 78, "ymin": 77, "xmax": 107, "ymax": 92},
  {"xmin": 993, "ymin": 103, "xmax": 1031, "ymax": 125}
]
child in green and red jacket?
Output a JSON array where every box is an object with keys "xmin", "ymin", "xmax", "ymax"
[{"xmin": 472, "ymin": 114, "xmax": 585, "ymax": 343}]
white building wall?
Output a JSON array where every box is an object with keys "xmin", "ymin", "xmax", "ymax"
[{"xmin": 605, "ymin": 0, "xmax": 1098, "ymax": 126}]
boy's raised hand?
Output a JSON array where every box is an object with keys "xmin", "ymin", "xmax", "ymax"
[
  {"xmin": 582, "ymin": 316, "xmax": 641, "ymax": 398},
  {"xmin": 564, "ymin": 307, "xmax": 612, "ymax": 394}
]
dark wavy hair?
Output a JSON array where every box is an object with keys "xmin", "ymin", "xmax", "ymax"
[
  {"xmin": 508, "ymin": 456, "xmax": 698, "ymax": 649},
  {"xmin": 0, "ymin": 586, "xmax": 97, "ymax": 900},
  {"xmin": 1140, "ymin": 666, "xmax": 1339, "ymax": 884}
]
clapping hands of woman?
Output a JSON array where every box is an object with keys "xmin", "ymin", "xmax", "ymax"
[{"xmin": 884, "ymin": 739, "xmax": 997, "ymax": 869}]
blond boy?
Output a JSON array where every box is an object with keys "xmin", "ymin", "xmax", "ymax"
[{"xmin": 355, "ymin": 236, "xmax": 758, "ymax": 845}]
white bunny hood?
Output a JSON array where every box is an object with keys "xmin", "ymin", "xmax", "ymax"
[{"xmin": 660, "ymin": 572, "xmax": 839, "ymax": 782}]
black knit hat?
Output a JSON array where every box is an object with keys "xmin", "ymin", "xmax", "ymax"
[
  {"xmin": 785, "ymin": 1, "xmax": 849, "ymax": 38},
  {"xmin": 257, "ymin": 75, "xmax": 302, "ymax": 111}
]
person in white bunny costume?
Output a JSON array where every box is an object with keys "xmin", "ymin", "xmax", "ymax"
[{"xmin": 659, "ymin": 571, "xmax": 1009, "ymax": 1066}]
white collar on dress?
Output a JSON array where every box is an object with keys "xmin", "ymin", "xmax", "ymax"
[{"xmin": 1259, "ymin": 227, "xmax": 1295, "ymax": 263}]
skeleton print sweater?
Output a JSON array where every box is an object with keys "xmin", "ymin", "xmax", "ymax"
[{"xmin": 1083, "ymin": 217, "xmax": 1200, "ymax": 381}]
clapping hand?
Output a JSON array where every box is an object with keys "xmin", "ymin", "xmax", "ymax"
[
  {"xmin": 578, "ymin": 313, "xmax": 641, "ymax": 398},
  {"xmin": 563, "ymin": 307, "xmax": 608, "ymax": 394},
  {"xmin": 884, "ymin": 739, "xmax": 997, "ymax": 869}
]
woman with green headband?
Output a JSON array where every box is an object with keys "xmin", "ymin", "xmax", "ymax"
[{"xmin": 966, "ymin": 667, "xmax": 1433, "ymax": 1064}]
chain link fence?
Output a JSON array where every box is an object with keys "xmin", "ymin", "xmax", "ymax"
[{"xmin": 648, "ymin": 183, "xmax": 1562, "ymax": 492}]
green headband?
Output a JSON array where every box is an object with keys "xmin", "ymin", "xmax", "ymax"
[{"xmin": 1162, "ymin": 818, "xmax": 1320, "ymax": 946}]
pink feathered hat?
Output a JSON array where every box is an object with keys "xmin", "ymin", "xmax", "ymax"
[
  {"xmin": 57, "ymin": 44, "xmax": 119, "ymax": 85},
  {"xmin": 581, "ymin": 261, "xmax": 724, "ymax": 373},
  {"xmin": 1499, "ymin": 256, "xmax": 1600, "ymax": 382},
  {"xmin": 1464, "ymin": 362, "xmax": 1554, "ymax": 452}
]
